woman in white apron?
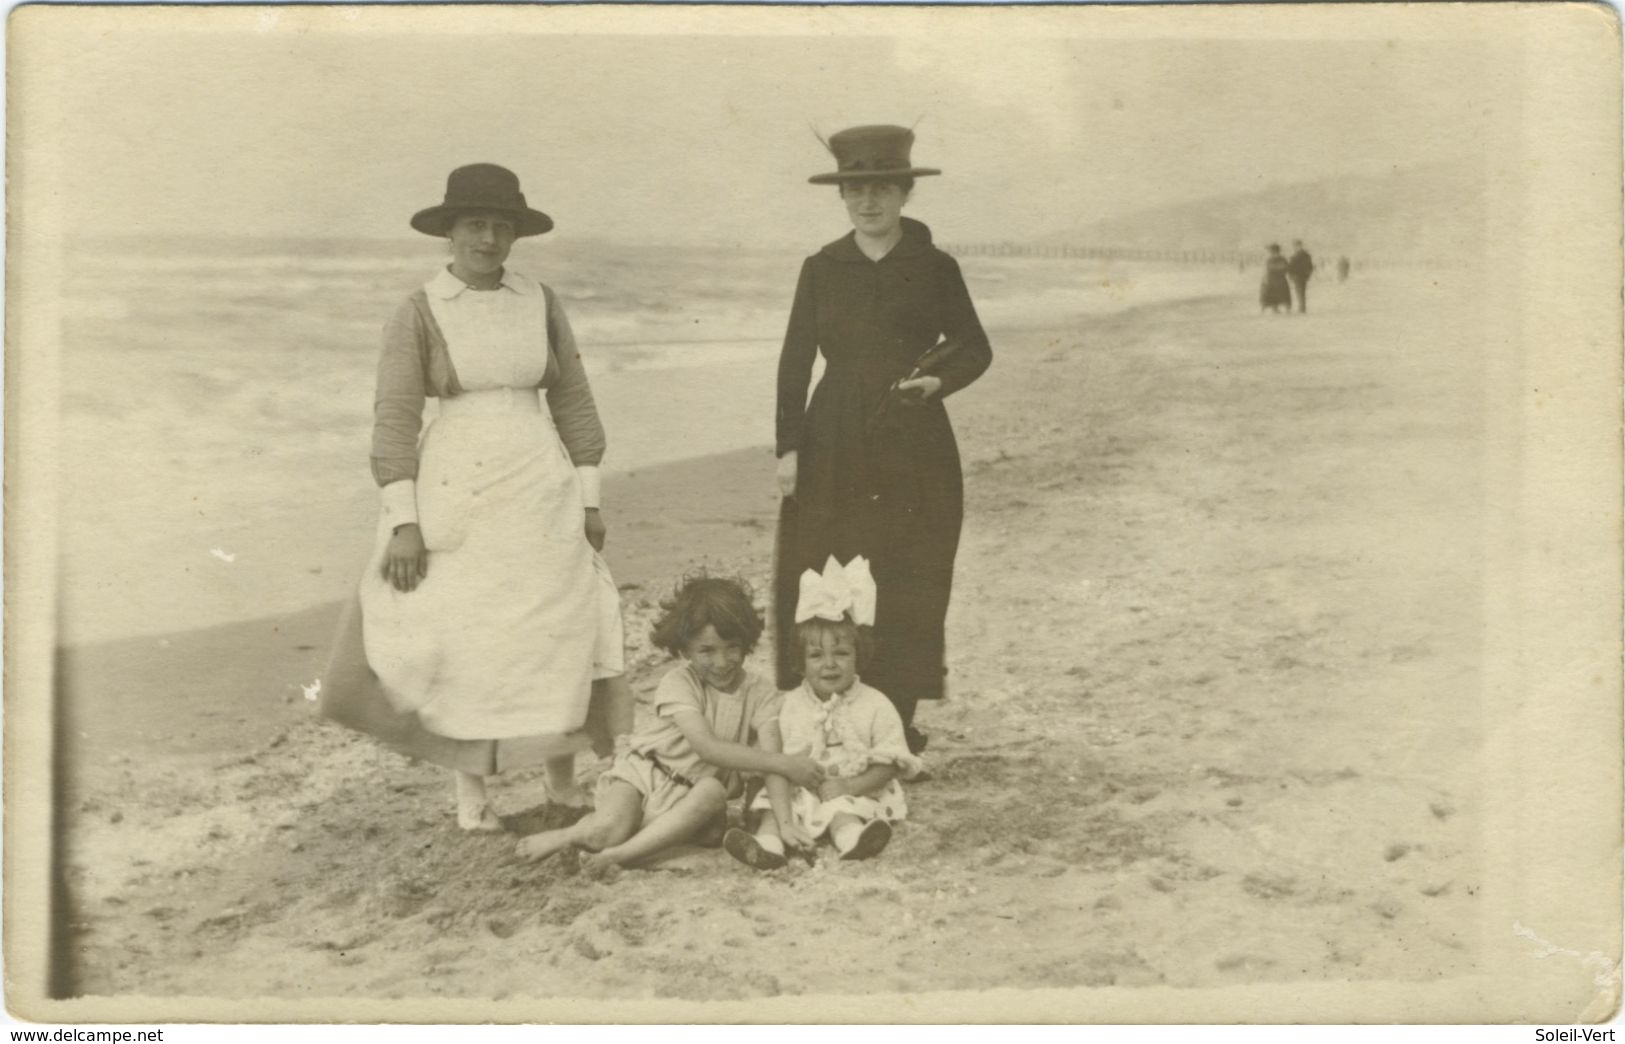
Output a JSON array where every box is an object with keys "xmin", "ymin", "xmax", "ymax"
[{"xmin": 323, "ymin": 164, "xmax": 626, "ymax": 831}]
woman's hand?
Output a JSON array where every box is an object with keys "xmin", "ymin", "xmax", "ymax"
[
  {"xmin": 895, "ymin": 375, "xmax": 943, "ymax": 405},
  {"xmin": 779, "ymin": 754, "xmax": 825, "ymax": 791},
  {"xmin": 584, "ymin": 507, "xmax": 606, "ymax": 551},
  {"xmin": 383, "ymin": 523, "xmax": 428, "ymax": 592},
  {"xmin": 817, "ymin": 777, "xmax": 851, "ymax": 802},
  {"xmin": 776, "ymin": 451, "xmax": 798, "ymax": 498}
]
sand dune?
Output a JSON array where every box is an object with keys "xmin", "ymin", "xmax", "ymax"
[{"xmin": 1045, "ymin": 161, "xmax": 1485, "ymax": 262}]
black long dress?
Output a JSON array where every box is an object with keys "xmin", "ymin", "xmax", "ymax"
[
  {"xmin": 1260, "ymin": 255, "xmax": 1292, "ymax": 311},
  {"xmin": 773, "ymin": 217, "xmax": 993, "ymax": 728}
]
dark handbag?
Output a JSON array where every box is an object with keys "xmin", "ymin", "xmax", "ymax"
[{"xmin": 866, "ymin": 337, "xmax": 963, "ymax": 436}]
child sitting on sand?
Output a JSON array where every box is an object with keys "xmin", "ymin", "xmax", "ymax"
[
  {"xmin": 516, "ymin": 573, "xmax": 824, "ymax": 868},
  {"xmin": 725, "ymin": 557, "xmax": 924, "ymax": 869}
]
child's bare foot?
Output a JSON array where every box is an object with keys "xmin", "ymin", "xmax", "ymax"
[
  {"xmin": 515, "ymin": 828, "xmax": 572, "ymax": 862},
  {"xmin": 839, "ymin": 819, "xmax": 892, "ymax": 861},
  {"xmin": 578, "ymin": 851, "xmax": 624, "ymax": 881},
  {"xmin": 457, "ymin": 806, "xmax": 504, "ymax": 833}
]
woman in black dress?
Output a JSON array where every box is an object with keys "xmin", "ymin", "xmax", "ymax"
[
  {"xmin": 1260, "ymin": 243, "xmax": 1292, "ymax": 314},
  {"xmin": 773, "ymin": 125, "xmax": 992, "ymax": 754}
]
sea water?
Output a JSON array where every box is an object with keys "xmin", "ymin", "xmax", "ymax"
[{"xmin": 57, "ymin": 235, "xmax": 1242, "ymax": 643}]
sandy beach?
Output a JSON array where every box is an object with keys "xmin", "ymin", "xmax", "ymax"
[{"xmin": 50, "ymin": 266, "xmax": 1496, "ymax": 1008}]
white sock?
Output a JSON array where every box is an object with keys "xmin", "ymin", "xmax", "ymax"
[
  {"xmin": 831, "ymin": 819, "xmax": 864, "ymax": 853},
  {"xmin": 755, "ymin": 832, "xmax": 785, "ymax": 856},
  {"xmin": 454, "ymin": 771, "xmax": 488, "ymax": 815}
]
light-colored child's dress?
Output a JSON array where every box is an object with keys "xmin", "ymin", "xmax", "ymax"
[
  {"xmin": 750, "ymin": 678, "xmax": 924, "ymax": 836},
  {"xmin": 600, "ymin": 663, "xmax": 782, "ymax": 823}
]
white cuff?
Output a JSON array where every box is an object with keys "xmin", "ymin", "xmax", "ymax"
[
  {"xmin": 576, "ymin": 466, "xmax": 601, "ymax": 509},
  {"xmin": 380, "ymin": 479, "xmax": 419, "ymax": 528}
]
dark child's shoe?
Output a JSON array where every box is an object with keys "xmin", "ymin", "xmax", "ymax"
[
  {"xmin": 839, "ymin": 819, "xmax": 893, "ymax": 861},
  {"xmin": 905, "ymin": 726, "xmax": 929, "ymax": 755},
  {"xmin": 723, "ymin": 827, "xmax": 788, "ymax": 871}
]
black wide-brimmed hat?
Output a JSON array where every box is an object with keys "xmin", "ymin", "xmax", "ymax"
[
  {"xmin": 410, "ymin": 164, "xmax": 554, "ymax": 238},
  {"xmin": 808, "ymin": 125, "xmax": 942, "ymax": 185}
]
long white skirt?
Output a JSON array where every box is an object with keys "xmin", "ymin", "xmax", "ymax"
[{"xmin": 359, "ymin": 389, "xmax": 598, "ymax": 740}]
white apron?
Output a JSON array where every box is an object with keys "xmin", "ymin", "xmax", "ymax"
[{"xmin": 358, "ymin": 278, "xmax": 599, "ymax": 740}]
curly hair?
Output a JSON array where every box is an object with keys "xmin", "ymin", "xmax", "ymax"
[
  {"xmin": 793, "ymin": 616, "xmax": 876, "ymax": 672},
  {"xmin": 649, "ymin": 571, "xmax": 764, "ymax": 658}
]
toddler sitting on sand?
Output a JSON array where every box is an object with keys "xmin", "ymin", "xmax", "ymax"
[
  {"xmin": 516, "ymin": 573, "xmax": 823, "ymax": 869},
  {"xmin": 725, "ymin": 557, "xmax": 924, "ymax": 869}
]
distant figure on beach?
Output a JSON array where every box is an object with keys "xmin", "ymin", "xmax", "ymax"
[
  {"xmin": 727, "ymin": 557, "xmax": 925, "ymax": 869},
  {"xmin": 1337, "ymin": 255, "xmax": 1351, "ymax": 282},
  {"xmin": 517, "ymin": 574, "xmax": 824, "ymax": 869},
  {"xmin": 1288, "ymin": 239, "xmax": 1315, "ymax": 313},
  {"xmin": 774, "ymin": 125, "xmax": 993, "ymax": 756},
  {"xmin": 321, "ymin": 164, "xmax": 632, "ymax": 832},
  {"xmin": 1260, "ymin": 244, "xmax": 1292, "ymax": 314}
]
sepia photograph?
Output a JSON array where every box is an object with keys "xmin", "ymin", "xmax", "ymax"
[{"xmin": 4, "ymin": 2, "xmax": 1621, "ymax": 1025}]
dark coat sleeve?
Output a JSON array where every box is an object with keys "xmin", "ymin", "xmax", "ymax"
[
  {"xmin": 775, "ymin": 257, "xmax": 820, "ymax": 458},
  {"xmin": 931, "ymin": 253, "xmax": 992, "ymax": 399}
]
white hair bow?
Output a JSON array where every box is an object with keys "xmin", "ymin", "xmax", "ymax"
[{"xmin": 794, "ymin": 555, "xmax": 876, "ymax": 627}]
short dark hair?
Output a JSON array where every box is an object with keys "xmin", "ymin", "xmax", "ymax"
[
  {"xmin": 650, "ymin": 571, "xmax": 764, "ymax": 658},
  {"xmin": 794, "ymin": 616, "xmax": 876, "ymax": 671}
]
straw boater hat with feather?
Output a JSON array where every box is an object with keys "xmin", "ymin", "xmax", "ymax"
[
  {"xmin": 808, "ymin": 125, "xmax": 942, "ymax": 185},
  {"xmin": 411, "ymin": 163, "xmax": 554, "ymax": 238}
]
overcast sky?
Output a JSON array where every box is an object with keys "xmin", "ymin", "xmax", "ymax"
[{"xmin": 22, "ymin": 7, "xmax": 1497, "ymax": 246}]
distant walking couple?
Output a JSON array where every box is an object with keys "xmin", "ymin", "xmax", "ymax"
[
  {"xmin": 320, "ymin": 124, "xmax": 992, "ymax": 870},
  {"xmin": 1260, "ymin": 240, "xmax": 1315, "ymax": 314}
]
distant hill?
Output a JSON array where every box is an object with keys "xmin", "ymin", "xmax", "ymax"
[{"xmin": 1043, "ymin": 162, "xmax": 1485, "ymax": 263}]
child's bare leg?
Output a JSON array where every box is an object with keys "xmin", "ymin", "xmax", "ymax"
[
  {"xmin": 593, "ymin": 778, "xmax": 726, "ymax": 868},
  {"xmin": 753, "ymin": 809, "xmax": 783, "ymax": 839},
  {"xmin": 585, "ymin": 675, "xmax": 635, "ymax": 758},
  {"xmin": 828, "ymin": 812, "xmax": 864, "ymax": 852},
  {"xmin": 454, "ymin": 771, "xmax": 501, "ymax": 832},
  {"xmin": 752, "ymin": 809, "xmax": 786, "ymax": 855},
  {"xmin": 516, "ymin": 780, "xmax": 640, "ymax": 862},
  {"xmin": 543, "ymin": 753, "xmax": 589, "ymax": 807}
]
